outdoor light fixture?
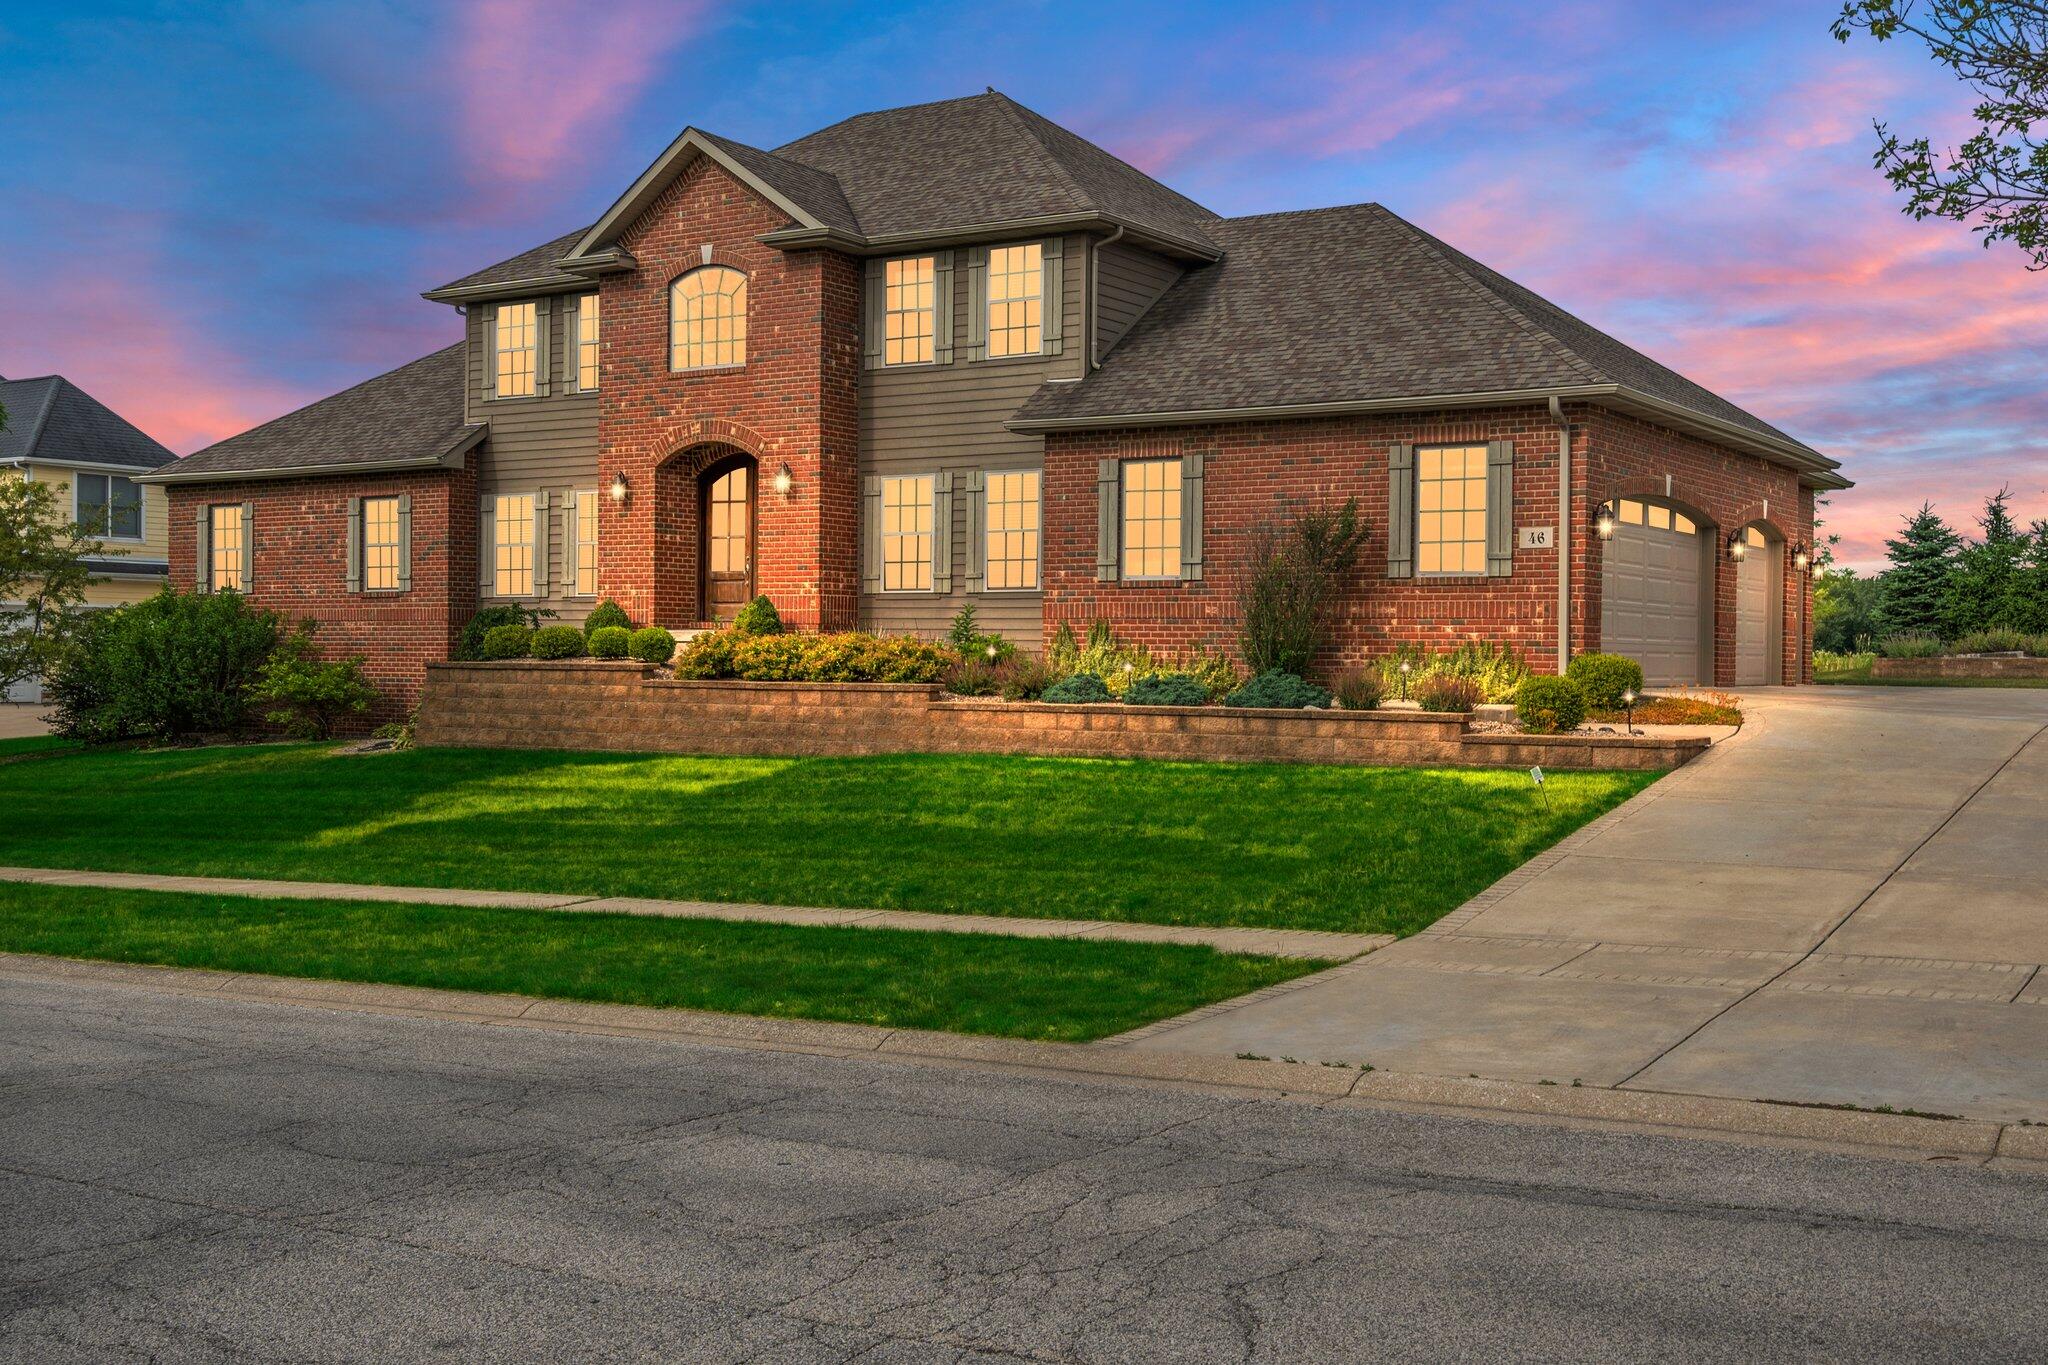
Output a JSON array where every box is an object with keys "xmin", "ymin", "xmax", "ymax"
[
  {"xmin": 1793, "ymin": 543, "xmax": 1812, "ymax": 572},
  {"xmin": 1621, "ymin": 688, "xmax": 1637, "ymax": 736},
  {"xmin": 609, "ymin": 472, "xmax": 631, "ymax": 505},
  {"xmin": 773, "ymin": 463, "xmax": 794, "ymax": 497},
  {"xmin": 985, "ymin": 642, "xmax": 999, "ymax": 661},
  {"xmin": 1727, "ymin": 532, "xmax": 1748, "ymax": 561},
  {"xmin": 1594, "ymin": 504, "xmax": 1617, "ymax": 540},
  {"xmin": 1398, "ymin": 658, "xmax": 1412, "ymax": 702}
]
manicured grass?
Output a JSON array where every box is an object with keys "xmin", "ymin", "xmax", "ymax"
[
  {"xmin": 0, "ymin": 882, "xmax": 1313, "ymax": 1041},
  {"xmin": 0, "ymin": 746, "xmax": 1656, "ymax": 935},
  {"xmin": 0, "ymin": 735, "xmax": 77, "ymax": 759}
]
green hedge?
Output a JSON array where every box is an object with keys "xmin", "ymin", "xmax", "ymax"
[
  {"xmin": 531, "ymin": 625, "xmax": 585, "ymax": 660},
  {"xmin": 671, "ymin": 629, "xmax": 953, "ymax": 683},
  {"xmin": 479, "ymin": 624, "xmax": 532, "ymax": 660},
  {"xmin": 1515, "ymin": 676, "xmax": 1585, "ymax": 734},
  {"xmin": 583, "ymin": 600, "xmax": 631, "ymax": 636},
  {"xmin": 1565, "ymin": 652, "xmax": 1644, "ymax": 709},
  {"xmin": 587, "ymin": 626, "xmax": 630, "ymax": 659},
  {"xmin": 627, "ymin": 627, "xmax": 676, "ymax": 664},
  {"xmin": 732, "ymin": 595, "xmax": 784, "ymax": 637}
]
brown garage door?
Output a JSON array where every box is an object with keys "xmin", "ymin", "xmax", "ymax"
[{"xmin": 1601, "ymin": 499, "xmax": 1704, "ymax": 688}]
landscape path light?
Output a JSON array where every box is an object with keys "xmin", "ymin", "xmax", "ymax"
[
  {"xmin": 1621, "ymin": 688, "xmax": 1637, "ymax": 737},
  {"xmin": 1398, "ymin": 658, "xmax": 1412, "ymax": 702}
]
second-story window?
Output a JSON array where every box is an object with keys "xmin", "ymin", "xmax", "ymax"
[
  {"xmin": 986, "ymin": 243, "xmax": 1043, "ymax": 358},
  {"xmin": 883, "ymin": 256, "xmax": 935, "ymax": 365},
  {"xmin": 495, "ymin": 302, "xmax": 538, "ymax": 398},
  {"xmin": 575, "ymin": 295, "xmax": 601, "ymax": 391},
  {"xmin": 671, "ymin": 266, "xmax": 747, "ymax": 370},
  {"xmin": 77, "ymin": 473, "xmax": 143, "ymax": 540}
]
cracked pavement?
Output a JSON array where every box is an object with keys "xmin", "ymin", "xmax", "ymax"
[{"xmin": 6, "ymin": 977, "xmax": 2048, "ymax": 1361}]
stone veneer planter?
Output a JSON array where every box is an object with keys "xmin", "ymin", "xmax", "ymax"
[
  {"xmin": 1872, "ymin": 656, "xmax": 2048, "ymax": 681},
  {"xmin": 416, "ymin": 662, "xmax": 1706, "ymax": 771}
]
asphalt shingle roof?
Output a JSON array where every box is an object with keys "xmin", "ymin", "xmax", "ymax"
[
  {"xmin": 1013, "ymin": 203, "xmax": 1818, "ymax": 457},
  {"xmin": 160, "ymin": 343, "xmax": 475, "ymax": 479},
  {"xmin": 429, "ymin": 227, "xmax": 592, "ymax": 296},
  {"xmin": 0, "ymin": 375, "xmax": 176, "ymax": 470}
]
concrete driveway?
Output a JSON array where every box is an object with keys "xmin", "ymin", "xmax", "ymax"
[{"xmin": 1130, "ymin": 686, "xmax": 2048, "ymax": 1122}]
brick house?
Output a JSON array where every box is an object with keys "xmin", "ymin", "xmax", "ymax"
[{"xmin": 142, "ymin": 91, "xmax": 1847, "ymax": 718}]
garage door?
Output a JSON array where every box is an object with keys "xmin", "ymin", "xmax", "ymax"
[
  {"xmin": 1601, "ymin": 499, "xmax": 1703, "ymax": 688},
  {"xmin": 1734, "ymin": 526, "xmax": 1774, "ymax": 686}
]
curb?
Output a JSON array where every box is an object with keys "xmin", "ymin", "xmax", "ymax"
[{"xmin": 8, "ymin": 951, "xmax": 2042, "ymax": 1168}]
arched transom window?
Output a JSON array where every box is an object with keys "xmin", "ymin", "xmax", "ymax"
[{"xmin": 671, "ymin": 267, "xmax": 748, "ymax": 370}]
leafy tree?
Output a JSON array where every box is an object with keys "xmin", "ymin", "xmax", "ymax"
[
  {"xmin": 1834, "ymin": 2, "xmax": 2048, "ymax": 267},
  {"xmin": 1878, "ymin": 502, "xmax": 1962, "ymax": 635},
  {"xmin": 1813, "ymin": 566, "xmax": 1885, "ymax": 651},
  {"xmin": 0, "ymin": 471, "xmax": 98, "ymax": 696},
  {"xmin": 1942, "ymin": 486, "xmax": 2033, "ymax": 634},
  {"xmin": 47, "ymin": 588, "xmax": 283, "ymax": 743},
  {"xmin": 249, "ymin": 623, "xmax": 378, "ymax": 739}
]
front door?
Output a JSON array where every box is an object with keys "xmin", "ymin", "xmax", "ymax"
[{"xmin": 701, "ymin": 458, "xmax": 754, "ymax": 624}]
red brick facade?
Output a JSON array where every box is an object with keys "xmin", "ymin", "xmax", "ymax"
[
  {"xmin": 593, "ymin": 157, "xmax": 861, "ymax": 633},
  {"xmin": 1045, "ymin": 402, "xmax": 1815, "ymax": 683},
  {"xmin": 166, "ymin": 466, "xmax": 476, "ymax": 720}
]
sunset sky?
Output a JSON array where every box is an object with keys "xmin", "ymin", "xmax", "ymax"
[{"xmin": 3, "ymin": 1, "xmax": 2042, "ymax": 570}]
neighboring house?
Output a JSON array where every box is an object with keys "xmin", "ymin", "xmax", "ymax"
[
  {"xmin": 143, "ymin": 90, "xmax": 1847, "ymax": 719},
  {"xmin": 1, "ymin": 374, "xmax": 176, "ymax": 703}
]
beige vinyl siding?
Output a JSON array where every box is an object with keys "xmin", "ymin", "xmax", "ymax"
[
  {"xmin": 466, "ymin": 298, "xmax": 603, "ymax": 627},
  {"xmin": 1094, "ymin": 240, "xmax": 1182, "ymax": 359},
  {"xmin": 857, "ymin": 233, "xmax": 1085, "ymax": 647},
  {"xmin": 15, "ymin": 464, "xmax": 170, "ymax": 606}
]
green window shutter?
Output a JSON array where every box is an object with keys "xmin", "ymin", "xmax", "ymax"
[
  {"xmin": 397, "ymin": 493, "xmax": 413, "ymax": 591},
  {"xmin": 1387, "ymin": 443, "xmax": 1416, "ymax": 579},
  {"xmin": 932, "ymin": 251, "xmax": 955, "ymax": 365},
  {"xmin": 931, "ymin": 471, "xmax": 955, "ymax": 594},
  {"xmin": 1180, "ymin": 451, "xmax": 1205, "ymax": 581},
  {"xmin": 561, "ymin": 491, "xmax": 579, "ymax": 595},
  {"xmin": 1485, "ymin": 440, "xmax": 1515, "ymax": 577},
  {"xmin": 534, "ymin": 298, "xmax": 553, "ymax": 397},
  {"xmin": 962, "ymin": 247, "xmax": 988, "ymax": 361},
  {"xmin": 532, "ymin": 491, "xmax": 551, "ymax": 596},
  {"xmin": 346, "ymin": 496, "xmax": 363, "ymax": 593},
  {"xmin": 862, "ymin": 260, "xmax": 885, "ymax": 369},
  {"xmin": 194, "ymin": 507, "xmax": 210, "ymax": 592},
  {"xmin": 479, "ymin": 497, "xmax": 495, "ymax": 592},
  {"xmin": 964, "ymin": 469, "xmax": 986, "ymax": 594},
  {"xmin": 1041, "ymin": 238, "xmax": 1065, "ymax": 356},
  {"xmin": 563, "ymin": 297, "xmax": 580, "ymax": 393},
  {"xmin": 480, "ymin": 305, "xmax": 498, "ymax": 401},
  {"xmin": 240, "ymin": 503, "xmax": 254, "ymax": 591},
  {"xmin": 860, "ymin": 476, "xmax": 882, "ymax": 593},
  {"xmin": 1096, "ymin": 459, "xmax": 1120, "ymax": 583}
]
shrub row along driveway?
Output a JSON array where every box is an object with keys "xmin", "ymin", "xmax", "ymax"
[
  {"xmin": 0, "ymin": 747, "xmax": 1649, "ymax": 935},
  {"xmin": 1130, "ymin": 687, "xmax": 2048, "ymax": 1123}
]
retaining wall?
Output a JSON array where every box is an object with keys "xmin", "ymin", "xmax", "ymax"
[{"xmin": 1872, "ymin": 656, "xmax": 2048, "ymax": 681}]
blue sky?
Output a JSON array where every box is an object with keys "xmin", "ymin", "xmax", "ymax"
[{"xmin": 3, "ymin": 0, "xmax": 2043, "ymax": 567}]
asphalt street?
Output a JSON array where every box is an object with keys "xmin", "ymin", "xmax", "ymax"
[{"xmin": 5, "ymin": 975, "xmax": 2047, "ymax": 1363}]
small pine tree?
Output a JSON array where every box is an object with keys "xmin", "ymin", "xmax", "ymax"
[
  {"xmin": 1878, "ymin": 503, "xmax": 1961, "ymax": 638},
  {"xmin": 1943, "ymin": 488, "xmax": 2029, "ymax": 637}
]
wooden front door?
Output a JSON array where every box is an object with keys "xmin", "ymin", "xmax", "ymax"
[{"xmin": 701, "ymin": 458, "xmax": 754, "ymax": 624}]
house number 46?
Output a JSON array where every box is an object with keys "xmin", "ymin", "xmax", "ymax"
[{"xmin": 1518, "ymin": 526, "xmax": 1555, "ymax": 549}]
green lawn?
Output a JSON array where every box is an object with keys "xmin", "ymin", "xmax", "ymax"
[
  {"xmin": 0, "ymin": 882, "xmax": 1312, "ymax": 1042},
  {"xmin": 0, "ymin": 745, "xmax": 1655, "ymax": 935},
  {"xmin": 0, "ymin": 735, "xmax": 76, "ymax": 759}
]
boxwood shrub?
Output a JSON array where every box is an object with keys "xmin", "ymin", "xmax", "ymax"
[
  {"xmin": 1224, "ymin": 670, "xmax": 1331, "ymax": 709},
  {"xmin": 1124, "ymin": 673, "xmax": 1209, "ymax": 707},
  {"xmin": 732, "ymin": 595, "xmax": 784, "ymax": 636},
  {"xmin": 479, "ymin": 624, "xmax": 532, "ymax": 660},
  {"xmin": 1041, "ymin": 672, "xmax": 1113, "ymax": 703},
  {"xmin": 587, "ymin": 626, "xmax": 631, "ymax": 659},
  {"xmin": 1565, "ymin": 652, "xmax": 1645, "ymax": 709},
  {"xmin": 583, "ymin": 600, "xmax": 631, "ymax": 636},
  {"xmin": 627, "ymin": 626, "xmax": 676, "ymax": 664},
  {"xmin": 457, "ymin": 605, "xmax": 541, "ymax": 660},
  {"xmin": 1515, "ymin": 675, "xmax": 1586, "ymax": 734},
  {"xmin": 530, "ymin": 625, "xmax": 586, "ymax": 659}
]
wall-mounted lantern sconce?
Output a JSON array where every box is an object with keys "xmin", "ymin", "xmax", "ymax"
[
  {"xmin": 1793, "ymin": 543, "xmax": 1812, "ymax": 572},
  {"xmin": 1727, "ymin": 531, "xmax": 1749, "ymax": 561},
  {"xmin": 608, "ymin": 472, "xmax": 631, "ymax": 505},
  {"xmin": 1594, "ymin": 504, "xmax": 1617, "ymax": 540},
  {"xmin": 772, "ymin": 463, "xmax": 794, "ymax": 497}
]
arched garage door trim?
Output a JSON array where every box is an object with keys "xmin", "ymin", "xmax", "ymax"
[{"xmin": 1598, "ymin": 495, "xmax": 1715, "ymax": 688}]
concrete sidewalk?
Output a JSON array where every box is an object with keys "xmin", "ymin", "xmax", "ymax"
[
  {"xmin": 0, "ymin": 864, "xmax": 1388, "ymax": 962},
  {"xmin": 1128, "ymin": 686, "xmax": 2048, "ymax": 1123}
]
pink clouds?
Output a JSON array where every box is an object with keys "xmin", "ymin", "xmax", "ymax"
[{"xmin": 450, "ymin": 0, "xmax": 716, "ymax": 189}]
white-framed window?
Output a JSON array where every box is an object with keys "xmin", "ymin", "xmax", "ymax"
[
  {"xmin": 1120, "ymin": 459, "xmax": 1181, "ymax": 580},
  {"xmin": 1416, "ymin": 444, "xmax": 1488, "ymax": 575},
  {"xmin": 209, "ymin": 504, "xmax": 245, "ymax": 592},
  {"xmin": 76, "ymin": 472, "xmax": 143, "ymax": 540},
  {"xmin": 494, "ymin": 302, "xmax": 538, "ymax": 398},
  {"xmin": 984, "ymin": 470, "xmax": 1040, "ymax": 591},
  {"xmin": 883, "ymin": 255, "xmax": 936, "ymax": 366},
  {"xmin": 671, "ymin": 266, "xmax": 748, "ymax": 370},
  {"xmin": 575, "ymin": 294, "xmax": 601, "ymax": 391},
  {"xmin": 572, "ymin": 489, "xmax": 599, "ymax": 595},
  {"xmin": 986, "ymin": 243, "xmax": 1043, "ymax": 358},
  {"xmin": 361, "ymin": 496, "xmax": 402, "ymax": 591},
  {"xmin": 492, "ymin": 493, "xmax": 535, "ymax": 597},
  {"xmin": 880, "ymin": 475, "xmax": 934, "ymax": 592}
]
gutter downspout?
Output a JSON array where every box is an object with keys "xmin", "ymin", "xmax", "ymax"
[
  {"xmin": 1549, "ymin": 396, "xmax": 1571, "ymax": 675},
  {"xmin": 1089, "ymin": 225, "xmax": 1125, "ymax": 370}
]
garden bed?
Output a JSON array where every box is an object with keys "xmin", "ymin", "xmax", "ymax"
[{"xmin": 414, "ymin": 661, "xmax": 1706, "ymax": 771}]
